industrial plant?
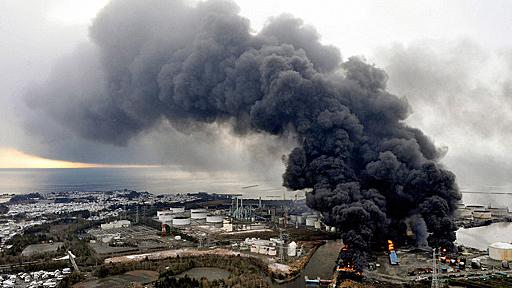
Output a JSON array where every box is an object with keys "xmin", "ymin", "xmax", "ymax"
[
  {"xmin": 3, "ymin": 0, "xmax": 512, "ymax": 287},
  {"xmin": 1, "ymin": 188, "xmax": 512, "ymax": 288}
]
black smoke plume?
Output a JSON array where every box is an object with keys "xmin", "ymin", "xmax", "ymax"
[{"xmin": 27, "ymin": 0, "xmax": 461, "ymax": 268}]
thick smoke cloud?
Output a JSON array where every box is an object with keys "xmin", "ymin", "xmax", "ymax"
[
  {"xmin": 375, "ymin": 40, "xmax": 512, "ymax": 191},
  {"xmin": 26, "ymin": 0, "xmax": 461, "ymax": 268}
]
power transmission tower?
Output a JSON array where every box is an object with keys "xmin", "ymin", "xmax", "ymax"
[
  {"xmin": 279, "ymin": 229, "xmax": 284, "ymax": 262},
  {"xmin": 136, "ymin": 204, "xmax": 139, "ymax": 224},
  {"xmin": 142, "ymin": 204, "xmax": 146, "ymax": 223},
  {"xmin": 432, "ymin": 248, "xmax": 439, "ymax": 288},
  {"xmin": 278, "ymin": 229, "xmax": 289, "ymax": 263}
]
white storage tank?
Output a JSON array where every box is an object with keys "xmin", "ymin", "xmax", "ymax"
[
  {"xmin": 172, "ymin": 217, "xmax": 191, "ymax": 226},
  {"xmin": 159, "ymin": 215, "xmax": 174, "ymax": 224},
  {"xmin": 489, "ymin": 207, "xmax": 509, "ymax": 217},
  {"xmin": 287, "ymin": 241, "xmax": 297, "ymax": 257},
  {"xmin": 206, "ymin": 215, "xmax": 224, "ymax": 223},
  {"xmin": 489, "ymin": 242, "xmax": 512, "ymax": 260},
  {"xmin": 157, "ymin": 210, "xmax": 173, "ymax": 217},
  {"xmin": 466, "ymin": 205, "xmax": 486, "ymax": 212},
  {"xmin": 190, "ymin": 208, "xmax": 207, "ymax": 213},
  {"xmin": 170, "ymin": 207, "xmax": 185, "ymax": 214},
  {"xmin": 191, "ymin": 211, "xmax": 208, "ymax": 219},
  {"xmin": 472, "ymin": 210, "xmax": 492, "ymax": 219},
  {"xmin": 456, "ymin": 208, "xmax": 472, "ymax": 218}
]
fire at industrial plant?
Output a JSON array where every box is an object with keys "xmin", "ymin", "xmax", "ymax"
[{"xmin": 26, "ymin": 0, "xmax": 462, "ymax": 269}]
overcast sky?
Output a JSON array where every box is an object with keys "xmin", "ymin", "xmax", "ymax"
[{"xmin": 2, "ymin": 0, "xmax": 512, "ymax": 190}]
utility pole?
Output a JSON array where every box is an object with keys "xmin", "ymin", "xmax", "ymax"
[{"xmin": 432, "ymin": 248, "xmax": 439, "ymax": 288}]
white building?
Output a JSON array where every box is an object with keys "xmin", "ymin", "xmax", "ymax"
[
  {"xmin": 100, "ymin": 220, "xmax": 131, "ymax": 230},
  {"xmin": 287, "ymin": 241, "xmax": 297, "ymax": 257}
]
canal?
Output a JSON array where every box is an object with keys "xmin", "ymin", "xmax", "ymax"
[{"xmin": 275, "ymin": 240, "xmax": 343, "ymax": 288}]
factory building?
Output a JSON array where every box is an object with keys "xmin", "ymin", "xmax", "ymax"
[
  {"xmin": 305, "ymin": 216, "xmax": 317, "ymax": 227},
  {"xmin": 244, "ymin": 237, "xmax": 297, "ymax": 258},
  {"xmin": 489, "ymin": 242, "xmax": 512, "ymax": 261},
  {"xmin": 100, "ymin": 220, "xmax": 131, "ymax": 230},
  {"xmin": 246, "ymin": 238, "xmax": 276, "ymax": 255}
]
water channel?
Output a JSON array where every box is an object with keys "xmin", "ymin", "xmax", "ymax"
[{"xmin": 275, "ymin": 240, "xmax": 343, "ymax": 288}]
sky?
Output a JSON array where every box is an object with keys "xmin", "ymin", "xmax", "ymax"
[{"xmin": 1, "ymin": 0, "xmax": 512, "ymax": 190}]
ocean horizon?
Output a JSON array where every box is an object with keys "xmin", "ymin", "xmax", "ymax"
[
  {"xmin": 0, "ymin": 167, "xmax": 510, "ymax": 207},
  {"xmin": 0, "ymin": 167, "xmax": 295, "ymax": 199}
]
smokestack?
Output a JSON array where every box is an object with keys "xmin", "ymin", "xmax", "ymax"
[{"xmin": 27, "ymin": 0, "xmax": 461, "ymax": 269}]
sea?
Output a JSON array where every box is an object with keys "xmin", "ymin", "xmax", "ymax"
[
  {"xmin": 0, "ymin": 167, "xmax": 295, "ymax": 199},
  {"xmin": 1, "ymin": 167, "xmax": 510, "ymax": 249},
  {"xmin": 0, "ymin": 168, "xmax": 510, "ymax": 207}
]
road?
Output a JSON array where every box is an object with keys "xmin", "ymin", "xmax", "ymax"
[{"xmin": 364, "ymin": 268, "xmax": 512, "ymax": 284}]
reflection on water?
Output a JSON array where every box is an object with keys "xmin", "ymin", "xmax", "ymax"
[{"xmin": 456, "ymin": 222, "xmax": 512, "ymax": 250}]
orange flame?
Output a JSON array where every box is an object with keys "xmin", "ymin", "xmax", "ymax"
[{"xmin": 387, "ymin": 240, "xmax": 395, "ymax": 251}]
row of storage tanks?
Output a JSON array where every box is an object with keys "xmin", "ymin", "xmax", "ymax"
[
  {"xmin": 288, "ymin": 213, "xmax": 337, "ymax": 232},
  {"xmin": 457, "ymin": 204, "xmax": 510, "ymax": 219},
  {"xmin": 157, "ymin": 207, "xmax": 224, "ymax": 226}
]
